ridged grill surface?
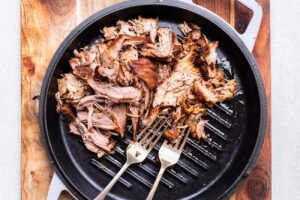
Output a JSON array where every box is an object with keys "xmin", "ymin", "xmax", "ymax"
[{"xmin": 89, "ymin": 102, "xmax": 234, "ymax": 192}]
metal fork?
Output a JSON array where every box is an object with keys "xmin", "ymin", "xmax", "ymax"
[
  {"xmin": 146, "ymin": 125, "xmax": 191, "ymax": 200},
  {"xmin": 94, "ymin": 116, "xmax": 171, "ymax": 200}
]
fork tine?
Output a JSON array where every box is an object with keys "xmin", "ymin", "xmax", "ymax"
[
  {"xmin": 139, "ymin": 118, "xmax": 164, "ymax": 144},
  {"xmin": 137, "ymin": 117, "xmax": 164, "ymax": 141},
  {"xmin": 172, "ymin": 117, "xmax": 188, "ymax": 149},
  {"xmin": 143, "ymin": 118, "xmax": 169, "ymax": 149},
  {"xmin": 146, "ymin": 122, "xmax": 170, "ymax": 150},
  {"xmin": 173, "ymin": 127, "xmax": 187, "ymax": 149},
  {"xmin": 179, "ymin": 128, "xmax": 191, "ymax": 151}
]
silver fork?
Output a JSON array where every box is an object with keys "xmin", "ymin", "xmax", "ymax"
[
  {"xmin": 94, "ymin": 116, "xmax": 171, "ymax": 200},
  {"xmin": 146, "ymin": 125, "xmax": 191, "ymax": 200}
]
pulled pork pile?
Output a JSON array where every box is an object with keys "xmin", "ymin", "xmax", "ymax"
[{"xmin": 55, "ymin": 17, "xmax": 238, "ymax": 158}]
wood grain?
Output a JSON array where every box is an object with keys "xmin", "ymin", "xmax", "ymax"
[{"xmin": 21, "ymin": 0, "xmax": 270, "ymax": 199}]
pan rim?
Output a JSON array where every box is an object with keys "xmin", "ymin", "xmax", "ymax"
[{"xmin": 39, "ymin": 0, "xmax": 268, "ymax": 199}]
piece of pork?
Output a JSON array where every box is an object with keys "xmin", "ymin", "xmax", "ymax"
[
  {"xmin": 120, "ymin": 47, "xmax": 139, "ymax": 64},
  {"xmin": 56, "ymin": 73, "xmax": 86, "ymax": 105},
  {"xmin": 88, "ymin": 130, "xmax": 116, "ymax": 152},
  {"xmin": 179, "ymin": 95, "xmax": 206, "ymax": 116},
  {"xmin": 140, "ymin": 80, "xmax": 152, "ymax": 116},
  {"xmin": 117, "ymin": 20, "xmax": 136, "ymax": 36},
  {"xmin": 110, "ymin": 104, "xmax": 127, "ymax": 137},
  {"xmin": 205, "ymin": 41, "xmax": 219, "ymax": 66},
  {"xmin": 130, "ymin": 58, "xmax": 159, "ymax": 90},
  {"xmin": 152, "ymin": 49, "xmax": 200, "ymax": 108},
  {"xmin": 171, "ymin": 106, "xmax": 183, "ymax": 123},
  {"xmin": 215, "ymin": 80, "xmax": 238, "ymax": 101},
  {"xmin": 141, "ymin": 106, "xmax": 160, "ymax": 127},
  {"xmin": 117, "ymin": 63, "xmax": 135, "ymax": 86},
  {"xmin": 98, "ymin": 35, "xmax": 126, "ymax": 81},
  {"xmin": 98, "ymin": 35, "xmax": 147, "ymax": 82},
  {"xmin": 74, "ymin": 119, "xmax": 116, "ymax": 153},
  {"xmin": 195, "ymin": 119, "xmax": 207, "ymax": 140},
  {"xmin": 86, "ymin": 105, "xmax": 94, "ymax": 131},
  {"xmin": 69, "ymin": 48, "xmax": 99, "ymax": 80},
  {"xmin": 76, "ymin": 95, "xmax": 106, "ymax": 111},
  {"xmin": 71, "ymin": 120, "xmax": 97, "ymax": 151},
  {"xmin": 129, "ymin": 106, "xmax": 139, "ymax": 141},
  {"xmin": 87, "ymin": 79, "xmax": 142, "ymax": 103},
  {"xmin": 118, "ymin": 47, "xmax": 138, "ymax": 85},
  {"xmin": 69, "ymin": 121, "xmax": 81, "ymax": 136},
  {"xmin": 77, "ymin": 111, "xmax": 117, "ymax": 130},
  {"xmin": 193, "ymin": 79, "xmax": 238, "ymax": 107},
  {"xmin": 171, "ymin": 33, "xmax": 184, "ymax": 62},
  {"xmin": 102, "ymin": 20, "xmax": 136, "ymax": 41},
  {"xmin": 208, "ymin": 67, "xmax": 226, "ymax": 88},
  {"xmin": 141, "ymin": 28, "xmax": 174, "ymax": 59},
  {"xmin": 158, "ymin": 64, "xmax": 171, "ymax": 84},
  {"xmin": 102, "ymin": 26, "xmax": 118, "ymax": 40},
  {"xmin": 83, "ymin": 137, "xmax": 101, "ymax": 154},
  {"xmin": 192, "ymin": 80, "xmax": 218, "ymax": 106},
  {"xmin": 129, "ymin": 17, "xmax": 159, "ymax": 43},
  {"xmin": 163, "ymin": 128, "xmax": 181, "ymax": 143},
  {"xmin": 55, "ymin": 93, "xmax": 75, "ymax": 120},
  {"xmin": 123, "ymin": 36, "xmax": 149, "ymax": 47},
  {"xmin": 178, "ymin": 22, "xmax": 193, "ymax": 36},
  {"xmin": 103, "ymin": 17, "xmax": 159, "ymax": 43}
]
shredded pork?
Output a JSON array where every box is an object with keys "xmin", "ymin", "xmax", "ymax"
[{"xmin": 55, "ymin": 17, "xmax": 238, "ymax": 157}]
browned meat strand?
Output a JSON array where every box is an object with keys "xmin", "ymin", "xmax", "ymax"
[
  {"xmin": 152, "ymin": 50, "xmax": 200, "ymax": 107},
  {"xmin": 55, "ymin": 100, "xmax": 75, "ymax": 120},
  {"xmin": 178, "ymin": 22, "xmax": 193, "ymax": 36},
  {"xmin": 102, "ymin": 17, "xmax": 158, "ymax": 42},
  {"xmin": 196, "ymin": 119, "xmax": 207, "ymax": 139},
  {"xmin": 87, "ymin": 79, "xmax": 141, "ymax": 103},
  {"xmin": 163, "ymin": 128, "xmax": 181, "ymax": 143},
  {"xmin": 118, "ymin": 47, "xmax": 138, "ymax": 85},
  {"xmin": 193, "ymin": 79, "xmax": 237, "ymax": 107},
  {"xmin": 77, "ymin": 111, "xmax": 116, "ymax": 131},
  {"xmin": 141, "ymin": 106, "xmax": 160, "ymax": 127},
  {"xmin": 55, "ymin": 18, "xmax": 238, "ymax": 158},
  {"xmin": 129, "ymin": 17, "xmax": 159, "ymax": 43},
  {"xmin": 130, "ymin": 58, "xmax": 159, "ymax": 90},
  {"xmin": 72, "ymin": 119, "xmax": 116, "ymax": 154},
  {"xmin": 110, "ymin": 104, "xmax": 127, "ymax": 137},
  {"xmin": 141, "ymin": 28, "xmax": 174, "ymax": 59},
  {"xmin": 98, "ymin": 35, "xmax": 147, "ymax": 82},
  {"xmin": 56, "ymin": 73, "xmax": 87, "ymax": 105},
  {"xmin": 129, "ymin": 106, "xmax": 139, "ymax": 141}
]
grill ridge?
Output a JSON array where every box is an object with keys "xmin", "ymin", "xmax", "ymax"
[
  {"xmin": 91, "ymin": 159, "xmax": 132, "ymax": 189},
  {"xmin": 104, "ymin": 155, "xmax": 153, "ymax": 188},
  {"xmin": 215, "ymin": 103, "xmax": 234, "ymax": 116},
  {"xmin": 203, "ymin": 137, "xmax": 223, "ymax": 151},
  {"xmin": 187, "ymin": 138, "xmax": 217, "ymax": 161},
  {"xmin": 205, "ymin": 122, "xmax": 228, "ymax": 141},
  {"xmin": 206, "ymin": 108, "xmax": 232, "ymax": 129}
]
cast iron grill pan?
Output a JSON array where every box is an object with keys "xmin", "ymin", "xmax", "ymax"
[{"xmin": 40, "ymin": 1, "xmax": 267, "ymax": 200}]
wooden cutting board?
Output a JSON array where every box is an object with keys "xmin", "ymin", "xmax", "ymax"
[{"xmin": 21, "ymin": 0, "xmax": 271, "ymax": 199}]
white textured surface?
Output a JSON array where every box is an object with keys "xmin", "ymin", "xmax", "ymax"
[
  {"xmin": 0, "ymin": 0, "xmax": 21, "ymax": 199},
  {"xmin": 272, "ymin": 0, "xmax": 300, "ymax": 199},
  {"xmin": 0, "ymin": 0, "xmax": 300, "ymax": 199}
]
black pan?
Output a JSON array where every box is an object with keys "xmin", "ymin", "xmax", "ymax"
[{"xmin": 39, "ymin": 0, "xmax": 267, "ymax": 199}]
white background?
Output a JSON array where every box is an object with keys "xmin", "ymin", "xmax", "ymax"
[{"xmin": 0, "ymin": 0, "xmax": 299, "ymax": 199}]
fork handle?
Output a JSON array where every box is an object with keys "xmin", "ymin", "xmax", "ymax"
[
  {"xmin": 94, "ymin": 162, "xmax": 130, "ymax": 200},
  {"xmin": 146, "ymin": 167, "xmax": 166, "ymax": 200}
]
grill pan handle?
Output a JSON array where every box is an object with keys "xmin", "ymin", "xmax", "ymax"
[
  {"xmin": 178, "ymin": 0, "xmax": 263, "ymax": 51},
  {"xmin": 47, "ymin": 173, "xmax": 74, "ymax": 200}
]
